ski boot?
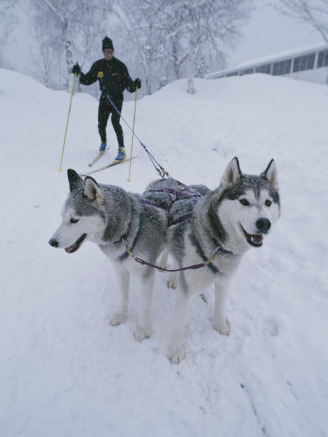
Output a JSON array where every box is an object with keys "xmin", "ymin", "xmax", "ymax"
[
  {"xmin": 99, "ymin": 142, "xmax": 107, "ymax": 152},
  {"xmin": 114, "ymin": 147, "xmax": 126, "ymax": 162}
]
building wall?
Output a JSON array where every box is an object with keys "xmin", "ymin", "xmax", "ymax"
[{"xmin": 288, "ymin": 68, "xmax": 328, "ymax": 85}]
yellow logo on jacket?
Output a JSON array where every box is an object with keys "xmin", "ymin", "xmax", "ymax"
[{"xmin": 97, "ymin": 71, "xmax": 104, "ymax": 78}]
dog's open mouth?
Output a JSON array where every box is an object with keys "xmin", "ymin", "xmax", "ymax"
[
  {"xmin": 241, "ymin": 227, "xmax": 263, "ymax": 248},
  {"xmin": 65, "ymin": 233, "xmax": 87, "ymax": 254}
]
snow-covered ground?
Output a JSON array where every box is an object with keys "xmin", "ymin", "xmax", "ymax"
[{"xmin": 1, "ymin": 69, "xmax": 327, "ymax": 437}]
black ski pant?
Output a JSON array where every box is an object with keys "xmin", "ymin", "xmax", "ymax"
[{"xmin": 98, "ymin": 97, "xmax": 124, "ymax": 148}]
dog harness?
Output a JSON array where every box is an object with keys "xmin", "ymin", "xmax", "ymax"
[
  {"xmin": 115, "ymin": 209, "xmax": 144, "ymax": 262},
  {"xmin": 112, "ymin": 180, "xmax": 232, "ymax": 273},
  {"xmin": 137, "ymin": 179, "xmax": 202, "ymax": 225}
]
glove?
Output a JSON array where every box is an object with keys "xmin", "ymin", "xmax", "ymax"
[
  {"xmin": 72, "ymin": 63, "xmax": 81, "ymax": 75},
  {"xmin": 134, "ymin": 78, "xmax": 141, "ymax": 89}
]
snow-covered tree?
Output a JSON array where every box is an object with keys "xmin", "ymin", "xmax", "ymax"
[
  {"xmin": 3, "ymin": 0, "xmax": 253, "ymax": 95},
  {"xmin": 141, "ymin": 0, "xmax": 253, "ymax": 94},
  {"xmin": 112, "ymin": 0, "xmax": 169, "ymax": 95},
  {"xmin": 30, "ymin": 0, "xmax": 114, "ymax": 89},
  {"xmin": 0, "ymin": 0, "xmax": 19, "ymax": 67},
  {"xmin": 183, "ymin": 0, "xmax": 254, "ymax": 94}
]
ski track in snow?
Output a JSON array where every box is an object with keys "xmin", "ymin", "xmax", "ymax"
[{"xmin": 0, "ymin": 69, "xmax": 327, "ymax": 437}]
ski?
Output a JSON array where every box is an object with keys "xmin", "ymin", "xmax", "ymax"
[
  {"xmin": 83, "ymin": 157, "xmax": 137, "ymax": 176},
  {"xmin": 88, "ymin": 150, "xmax": 107, "ymax": 167}
]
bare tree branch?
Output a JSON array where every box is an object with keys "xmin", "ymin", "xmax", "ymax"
[{"xmin": 274, "ymin": 0, "xmax": 328, "ymax": 43}]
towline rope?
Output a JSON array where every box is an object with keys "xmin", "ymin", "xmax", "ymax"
[
  {"xmin": 107, "ymin": 94, "xmax": 170, "ymax": 178},
  {"xmin": 123, "ymin": 240, "xmax": 232, "ymax": 275}
]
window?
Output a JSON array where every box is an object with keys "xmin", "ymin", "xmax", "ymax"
[
  {"xmin": 239, "ymin": 68, "xmax": 253, "ymax": 76},
  {"xmin": 272, "ymin": 59, "xmax": 292, "ymax": 75},
  {"xmin": 255, "ymin": 64, "xmax": 271, "ymax": 74},
  {"xmin": 293, "ymin": 53, "xmax": 315, "ymax": 72},
  {"xmin": 226, "ymin": 72, "xmax": 238, "ymax": 77},
  {"xmin": 317, "ymin": 50, "xmax": 328, "ymax": 68}
]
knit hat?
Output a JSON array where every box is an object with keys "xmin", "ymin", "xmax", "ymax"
[{"xmin": 102, "ymin": 37, "xmax": 114, "ymax": 51}]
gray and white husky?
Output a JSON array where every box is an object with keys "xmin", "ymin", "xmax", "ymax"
[
  {"xmin": 166, "ymin": 157, "xmax": 280, "ymax": 363},
  {"xmin": 49, "ymin": 158, "xmax": 280, "ymax": 364},
  {"xmin": 49, "ymin": 169, "xmax": 167, "ymax": 341}
]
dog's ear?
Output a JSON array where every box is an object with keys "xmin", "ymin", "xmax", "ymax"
[
  {"xmin": 220, "ymin": 157, "xmax": 242, "ymax": 189},
  {"xmin": 84, "ymin": 176, "xmax": 104, "ymax": 205},
  {"xmin": 262, "ymin": 159, "xmax": 279, "ymax": 190},
  {"xmin": 67, "ymin": 169, "xmax": 83, "ymax": 192}
]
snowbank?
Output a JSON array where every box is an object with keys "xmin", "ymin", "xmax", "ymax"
[{"xmin": 0, "ymin": 69, "xmax": 327, "ymax": 437}]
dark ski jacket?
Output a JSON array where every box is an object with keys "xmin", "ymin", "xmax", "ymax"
[{"xmin": 79, "ymin": 57, "xmax": 137, "ymax": 100}]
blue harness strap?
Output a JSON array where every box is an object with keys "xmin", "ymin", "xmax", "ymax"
[
  {"xmin": 190, "ymin": 235, "xmax": 233, "ymax": 275},
  {"xmin": 191, "ymin": 235, "xmax": 220, "ymax": 275},
  {"xmin": 118, "ymin": 209, "xmax": 144, "ymax": 262}
]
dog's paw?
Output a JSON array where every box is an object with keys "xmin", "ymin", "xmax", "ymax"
[
  {"xmin": 214, "ymin": 319, "xmax": 231, "ymax": 336},
  {"xmin": 166, "ymin": 273, "xmax": 178, "ymax": 289},
  {"xmin": 109, "ymin": 313, "xmax": 127, "ymax": 326},
  {"xmin": 166, "ymin": 280, "xmax": 177, "ymax": 289},
  {"xmin": 134, "ymin": 327, "xmax": 152, "ymax": 341},
  {"xmin": 168, "ymin": 346, "xmax": 186, "ymax": 364}
]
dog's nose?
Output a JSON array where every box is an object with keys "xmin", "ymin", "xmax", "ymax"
[
  {"xmin": 256, "ymin": 218, "xmax": 271, "ymax": 233},
  {"xmin": 49, "ymin": 238, "xmax": 59, "ymax": 247}
]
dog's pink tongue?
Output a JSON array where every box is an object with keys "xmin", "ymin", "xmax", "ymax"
[
  {"xmin": 65, "ymin": 243, "xmax": 77, "ymax": 254},
  {"xmin": 64, "ymin": 233, "xmax": 87, "ymax": 253},
  {"xmin": 251, "ymin": 234, "xmax": 263, "ymax": 244}
]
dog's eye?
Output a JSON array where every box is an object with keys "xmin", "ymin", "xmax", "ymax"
[
  {"xmin": 265, "ymin": 200, "xmax": 272, "ymax": 207},
  {"xmin": 239, "ymin": 199, "xmax": 249, "ymax": 206},
  {"xmin": 70, "ymin": 218, "xmax": 79, "ymax": 224}
]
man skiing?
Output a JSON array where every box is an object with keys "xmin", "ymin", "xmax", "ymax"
[{"xmin": 72, "ymin": 37, "xmax": 141, "ymax": 162}]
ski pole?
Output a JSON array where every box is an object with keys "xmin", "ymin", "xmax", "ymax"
[
  {"xmin": 59, "ymin": 72, "xmax": 77, "ymax": 171},
  {"xmin": 127, "ymin": 86, "xmax": 138, "ymax": 182}
]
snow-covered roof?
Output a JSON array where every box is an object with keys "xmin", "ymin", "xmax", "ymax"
[{"xmin": 206, "ymin": 41, "xmax": 328, "ymax": 78}]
